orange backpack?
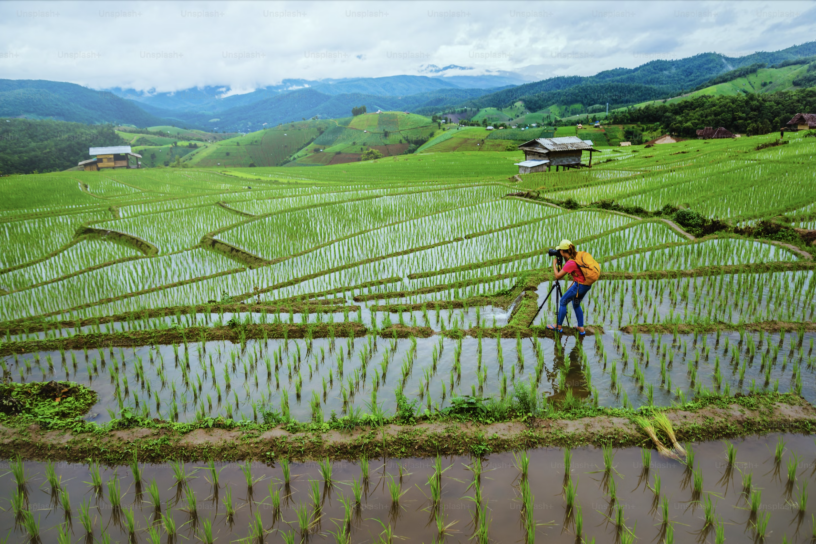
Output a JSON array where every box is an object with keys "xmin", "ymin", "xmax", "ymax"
[{"xmin": 573, "ymin": 251, "xmax": 601, "ymax": 285}]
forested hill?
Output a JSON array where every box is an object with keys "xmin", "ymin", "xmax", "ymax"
[
  {"xmin": 0, "ymin": 80, "xmax": 180, "ymax": 127},
  {"xmin": 459, "ymin": 42, "xmax": 816, "ymax": 111},
  {"xmin": 611, "ymin": 87, "xmax": 816, "ymax": 136},
  {"xmin": 0, "ymin": 118, "xmax": 125, "ymax": 175}
]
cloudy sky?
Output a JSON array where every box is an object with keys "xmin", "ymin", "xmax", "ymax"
[{"xmin": 1, "ymin": 0, "xmax": 814, "ymax": 92}]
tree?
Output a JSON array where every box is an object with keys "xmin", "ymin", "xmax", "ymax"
[{"xmin": 360, "ymin": 149, "xmax": 383, "ymax": 161}]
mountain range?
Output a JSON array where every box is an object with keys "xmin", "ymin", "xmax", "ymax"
[{"xmin": 2, "ymin": 41, "xmax": 816, "ymax": 132}]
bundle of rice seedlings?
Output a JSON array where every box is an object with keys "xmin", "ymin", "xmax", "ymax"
[
  {"xmin": 634, "ymin": 417, "xmax": 680, "ymax": 461},
  {"xmin": 653, "ymin": 413, "xmax": 687, "ymax": 457}
]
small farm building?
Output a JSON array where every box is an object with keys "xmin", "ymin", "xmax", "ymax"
[
  {"xmin": 785, "ymin": 113, "xmax": 816, "ymax": 131},
  {"xmin": 516, "ymin": 136, "xmax": 597, "ymax": 173},
  {"xmin": 619, "ymin": 142, "xmax": 632, "ymax": 147},
  {"xmin": 696, "ymin": 127, "xmax": 735, "ymax": 139},
  {"xmin": 645, "ymin": 135, "xmax": 683, "ymax": 145},
  {"xmin": 79, "ymin": 146, "xmax": 142, "ymax": 171}
]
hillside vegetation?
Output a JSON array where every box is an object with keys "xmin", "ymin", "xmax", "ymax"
[
  {"xmin": 0, "ymin": 118, "xmax": 126, "ymax": 174},
  {"xmin": 0, "ymin": 80, "xmax": 176, "ymax": 127}
]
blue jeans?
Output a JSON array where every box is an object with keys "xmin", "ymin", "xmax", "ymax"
[{"xmin": 557, "ymin": 282, "xmax": 592, "ymax": 328}]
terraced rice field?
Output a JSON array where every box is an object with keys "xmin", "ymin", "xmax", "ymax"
[{"xmin": 1, "ymin": 134, "xmax": 815, "ymax": 543}]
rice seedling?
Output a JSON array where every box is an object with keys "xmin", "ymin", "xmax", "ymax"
[
  {"xmin": 223, "ymin": 484, "xmax": 236, "ymax": 521},
  {"xmin": 634, "ymin": 417, "xmax": 678, "ymax": 460},
  {"xmin": 742, "ymin": 471, "xmax": 753, "ymax": 494},
  {"xmin": 184, "ymin": 485, "xmax": 198, "ymax": 517},
  {"xmin": 205, "ymin": 459, "xmax": 222, "ymax": 488},
  {"xmin": 146, "ymin": 525, "xmax": 162, "ymax": 544},
  {"xmin": 138, "ymin": 478, "xmax": 159, "ymax": 512},
  {"xmin": 750, "ymin": 489, "xmax": 762, "ymax": 515},
  {"xmin": 59, "ymin": 488, "xmax": 71, "ymax": 517},
  {"xmin": 702, "ymin": 494, "xmax": 716, "ymax": 528},
  {"xmin": 351, "ymin": 477, "xmax": 363, "ymax": 505},
  {"xmin": 641, "ymin": 447, "xmax": 651, "ymax": 471},
  {"xmin": 775, "ymin": 436, "xmax": 786, "ymax": 464},
  {"xmin": 651, "ymin": 471, "xmax": 661, "ymax": 496},
  {"xmin": 22, "ymin": 511, "xmax": 41, "ymax": 543},
  {"xmin": 171, "ymin": 460, "xmax": 192, "ymax": 485},
  {"xmin": 754, "ymin": 512, "xmax": 770, "ymax": 539},
  {"xmin": 162, "ymin": 511, "xmax": 177, "ymax": 538},
  {"xmin": 10, "ymin": 457, "xmax": 28, "ymax": 489},
  {"xmin": 602, "ymin": 445, "xmax": 615, "ymax": 475},
  {"xmin": 197, "ymin": 517, "xmax": 215, "ymax": 544},
  {"xmin": 725, "ymin": 442, "xmax": 737, "ymax": 466},
  {"xmin": 563, "ymin": 448, "xmax": 572, "ymax": 477},
  {"xmin": 107, "ymin": 475, "xmax": 122, "ymax": 510},
  {"xmin": 795, "ymin": 481, "xmax": 809, "ymax": 512},
  {"xmin": 692, "ymin": 467, "xmax": 704, "ymax": 496},
  {"xmin": 309, "ymin": 479, "xmax": 322, "ymax": 512},
  {"xmin": 295, "ymin": 502, "xmax": 313, "ymax": 538},
  {"xmin": 564, "ymin": 476, "xmax": 578, "ymax": 514},
  {"xmin": 73, "ymin": 498, "xmax": 94, "ymax": 536},
  {"xmin": 787, "ymin": 453, "xmax": 800, "ymax": 484},
  {"xmin": 240, "ymin": 459, "xmax": 262, "ymax": 491},
  {"xmin": 129, "ymin": 453, "xmax": 142, "ymax": 487},
  {"xmin": 56, "ymin": 522, "xmax": 71, "ymax": 544},
  {"xmin": 652, "ymin": 413, "xmax": 686, "ymax": 456},
  {"xmin": 388, "ymin": 475, "xmax": 407, "ymax": 505},
  {"xmin": 472, "ymin": 499, "xmax": 490, "ymax": 544},
  {"xmin": 281, "ymin": 458, "xmax": 291, "ymax": 485},
  {"xmin": 319, "ymin": 458, "xmax": 333, "ymax": 486},
  {"xmin": 514, "ymin": 450, "xmax": 530, "ymax": 480},
  {"xmin": 248, "ymin": 511, "xmax": 264, "ymax": 543},
  {"xmin": 123, "ymin": 507, "xmax": 136, "ymax": 537},
  {"xmin": 45, "ymin": 461, "xmax": 60, "ymax": 492}
]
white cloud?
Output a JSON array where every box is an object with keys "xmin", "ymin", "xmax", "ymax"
[{"xmin": 0, "ymin": 0, "xmax": 812, "ymax": 92}]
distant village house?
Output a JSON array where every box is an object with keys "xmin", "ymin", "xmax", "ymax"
[
  {"xmin": 785, "ymin": 113, "xmax": 816, "ymax": 131},
  {"xmin": 78, "ymin": 146, "xmax": 142, "ymax": 171},
  {"xmin": 515, "ymin": 136, "xmax": 597, "ymax": 174},
  {"xmin": 696, "ymin": 127, "xmax": 735, "ymax": 139},
  {"xmin": 644, "ymin": 135, "xmax": 684, "ymax": 145}
]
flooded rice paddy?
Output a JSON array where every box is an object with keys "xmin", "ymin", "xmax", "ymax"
[{"xmin": 2, "ymin": 433, "xmax": 815, "ymax": 543}]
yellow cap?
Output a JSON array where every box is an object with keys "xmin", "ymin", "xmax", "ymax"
[{"xmin": 556, "ymin": 239, "xmax": 572, "ymax": 250}]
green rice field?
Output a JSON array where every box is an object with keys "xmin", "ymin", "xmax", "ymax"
[{"xmin": 1, "ymin": 128, "xmax": 816, "ymax": 543}]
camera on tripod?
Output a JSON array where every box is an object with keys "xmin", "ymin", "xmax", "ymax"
[{"xmin": 547, "ymin": 248, "xmax": 564, "ymax": 267}]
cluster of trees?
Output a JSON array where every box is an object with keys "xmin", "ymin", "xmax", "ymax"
[
  {"xmin": 360, "ymin": 148, "xmax": 382, "ymax": 161},
  {"xmin": 610, "ymin": 88, "xmax": 816, "ymax": 137},
  {"xmin": 0, "ymin": 118, "xmax": 125, "ymax": 175},
  {"xmin": 351, "ymin": 105, "xmax": 367, "ymax": 116},
  {"xmin": 792, "ymin": 62, "xmax": 816, "ymax": 88}
]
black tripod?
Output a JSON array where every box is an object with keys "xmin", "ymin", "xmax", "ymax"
[{"xmin": 529, "ymin": 278, "xmax": 570, "ymax": 328}]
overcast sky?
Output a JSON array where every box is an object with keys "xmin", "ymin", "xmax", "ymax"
[{"xmin": 1, "ymin": 0, "xmax": 814, "ymax": 93}]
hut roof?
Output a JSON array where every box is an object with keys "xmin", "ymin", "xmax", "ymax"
[
  {"xmin": 89, "ymin": 146, "xmax": 132, "ymax": 155},
  {"xmin": 77, "ymin": 158, "xmax": 98, "ymax": 166},
  {"xmin": 786, "ymin": 113, "xmax": 816, "ymax": 128},
  {"xmin": 696, "ymin": 127, "xmax": 734, "ymax": 139},
  {"xmin": 514, "ymin": 160, "xmax": 549, "ymax": 167},
  {"xmin": 518, "ymin": 136, "xmax": 595, "ymax": 152}
]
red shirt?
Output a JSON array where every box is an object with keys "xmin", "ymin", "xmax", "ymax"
[{"xmin": 562, "ymin": 259, "xmax": 585, "ymax": 283}]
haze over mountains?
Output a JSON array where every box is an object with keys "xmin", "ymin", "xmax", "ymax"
[{"xmin": 2, "ymin": 41, "xmax": 816, "ymax": 132}]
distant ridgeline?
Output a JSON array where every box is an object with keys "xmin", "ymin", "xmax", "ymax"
[
  {"xmin": 0, "ymin": 118, "xmax": 125, "ymax": 175},
  {"xmin": 610, "ymin": 87, "xmax": 816, "ymax": 136},
  {"xmin": 446, "ymin": 42, "xmax": 816, "ymax": 117}
]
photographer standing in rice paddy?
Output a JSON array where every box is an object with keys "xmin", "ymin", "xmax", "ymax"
[{"xmin": 547, "ymin": 240, "xmax": 600, "ymax": 335}]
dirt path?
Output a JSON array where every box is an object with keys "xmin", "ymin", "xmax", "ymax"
[
  {"xmin": 657, "ymin": 218, "xmax": 695, "ymax": 240},
  {"xmin": 1, "ymin": 399, "xmax": 812, "ymax": 464}
]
